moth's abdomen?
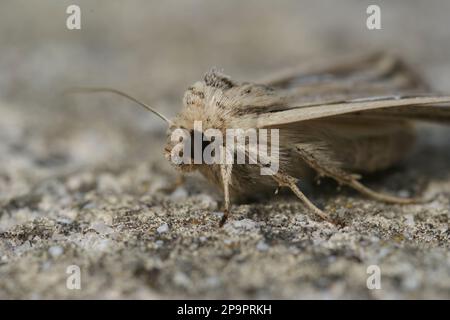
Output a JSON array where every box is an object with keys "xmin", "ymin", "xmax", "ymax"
[{"xmin": 334, "ymin": 123, "xmax": 416, "ymax": 173}]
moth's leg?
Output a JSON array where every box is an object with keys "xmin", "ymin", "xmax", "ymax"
[
  {"xmin": 295, "ymin": 145, "xmax": 423, "ymax": 204},
  {"xmin": 347, "ymin": 180, "xmax": 425, "ymax": 204},
  {"xmin": 219, "ymin": 162, "xmax": 233, "ymax": 227},
  {"xmin": 272, "ymin": 171, "xmax": 333, "ymax": 223}
]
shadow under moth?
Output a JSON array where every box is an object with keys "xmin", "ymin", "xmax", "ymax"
[{"xmin": 73, "ymin": 52, "xmax": 450, "ymax": 226}]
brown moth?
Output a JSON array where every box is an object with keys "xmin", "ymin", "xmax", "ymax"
[{"xmin": 73, "ymin": 52, "xmax": 450, "ymax": 226}]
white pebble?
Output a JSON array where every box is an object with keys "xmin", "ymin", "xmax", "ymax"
[
  {"xmin": 232, "ymin": 219, "xmax": 257, "ymax": 230},
  {"xmin": 170, "ymin": 187, "xmax": 188, "ymax": 200},
  {"xmin": 404, "ymin": 214, "xmax": 415, "ymax": 227},
  {"xmin": 256, "ymin": 240, "xmax": 269, "ymax": 251},
  {"xmin": 91, "ymin": 221, "xmax": 114, "ymax": 235},
  {"xmin": 212, "ymin": 211, "xmax": 224, "ymax": 218},
  {"xmin": 48, "ymin": 246, "xmax": 64, "ymax": 257},
  {"xmin": 15, "ymin": 241, "xmax": 31, "ymax": 255},
  {"xmin": 173, "ymin": 272, "xmax": 191, "ymax": 287},
  {"xmin": 157, "ymin": 223, "xmax": 169, "ymax": 234}
]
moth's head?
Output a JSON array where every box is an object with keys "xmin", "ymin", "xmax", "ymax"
[
  {"xmin": 164, "ymin": 125, "xmax": 215, "ymax": 173},
  {"xmin": 164, "ymin": 124, "xmax": 194, "ymax": 172},
  {"xmin": 163, "ymin": 69, "xmax": 235, "ymax": 171}
]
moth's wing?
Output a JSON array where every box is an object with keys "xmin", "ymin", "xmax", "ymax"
[
  {"xmin": 345, "ymin": 103, "xmax": 450, "ymax": 123},
  {"xmin": 230, "ymin": 52, "xmax": 450, "ymax": 126},
  {"xmin": 258, "ymin": 52, "xmax": 430, "ymax": 104},
  {"xmin": 239, "ymin": 96, "xmax": 450, "ymax": 128}
]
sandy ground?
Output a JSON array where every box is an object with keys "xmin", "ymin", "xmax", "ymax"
[{"xmin": 0, "ymin": 0, "xmax": 449, "ymax": 299}]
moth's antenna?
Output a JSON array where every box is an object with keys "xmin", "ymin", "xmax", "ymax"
[{"xmin": 66, "ymin": 87, "xmax": 173, "ymax": 126}]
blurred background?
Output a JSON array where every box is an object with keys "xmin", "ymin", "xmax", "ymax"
[
  {"xmin": 1, "ymin": 0, "xmax": 450, "ymax": 299},
  {"xmin": 1, "ymin": 0, "xmax": 450, "ymax": 186}
]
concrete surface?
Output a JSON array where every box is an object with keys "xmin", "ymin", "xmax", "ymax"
[{"xmin": 0, "ymin": 0, "xmax": 449, "ymax": 299}]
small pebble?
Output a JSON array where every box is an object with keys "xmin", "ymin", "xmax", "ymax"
[
  {"xmin": 232, "ymin": 219, "xmax": 257, "ymax": 230},
  {"xmin": 170, "ymin": 187, "xmax": 188, "ymax": 200},
  {"xmin": 91, "ymin": 221, "xmax": 114, "ymax": 235},
  {"xmin": 173, "ymin": 272, "xmax": 191, "ymax": 287},
  {"xmin": 48, "ymin": 246, "xmax": 64, "ymax": 258},
  {"xmin": 212, "ymin": 211, "xmax": 224, "ymax": 218},
  {"xmin": 157, "ymin": 223, "xmax": 169, "ymax": 234},
  {"xmin": 404, "ymin": 214, "xmax": 415, "ymax": 227},
  {"xmin": 256, "ymin": 240, "xmax": 269, "ymax": 251}
]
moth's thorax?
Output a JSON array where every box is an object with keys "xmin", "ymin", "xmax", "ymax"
[
  {"xmin": 178, "ymin": 81, "xmax": 230, "ymax": 131},
  {"xmin": 174, "ymin": 70, "xmax": 285, "ymax": 130}
]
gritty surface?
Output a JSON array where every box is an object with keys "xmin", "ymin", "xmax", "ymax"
[{"xmin": 0, "ymin": 0, "xmax": 449, "ymax": 299}]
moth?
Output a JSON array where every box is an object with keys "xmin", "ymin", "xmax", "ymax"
[{"xmin": 73, "ymin": 52, "xmax": 450, "ymax": 226}]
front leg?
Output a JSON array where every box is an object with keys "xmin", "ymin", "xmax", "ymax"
[{"xmin": 219, "ymin": 162, "xmax": 233, "ymax": 227}]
